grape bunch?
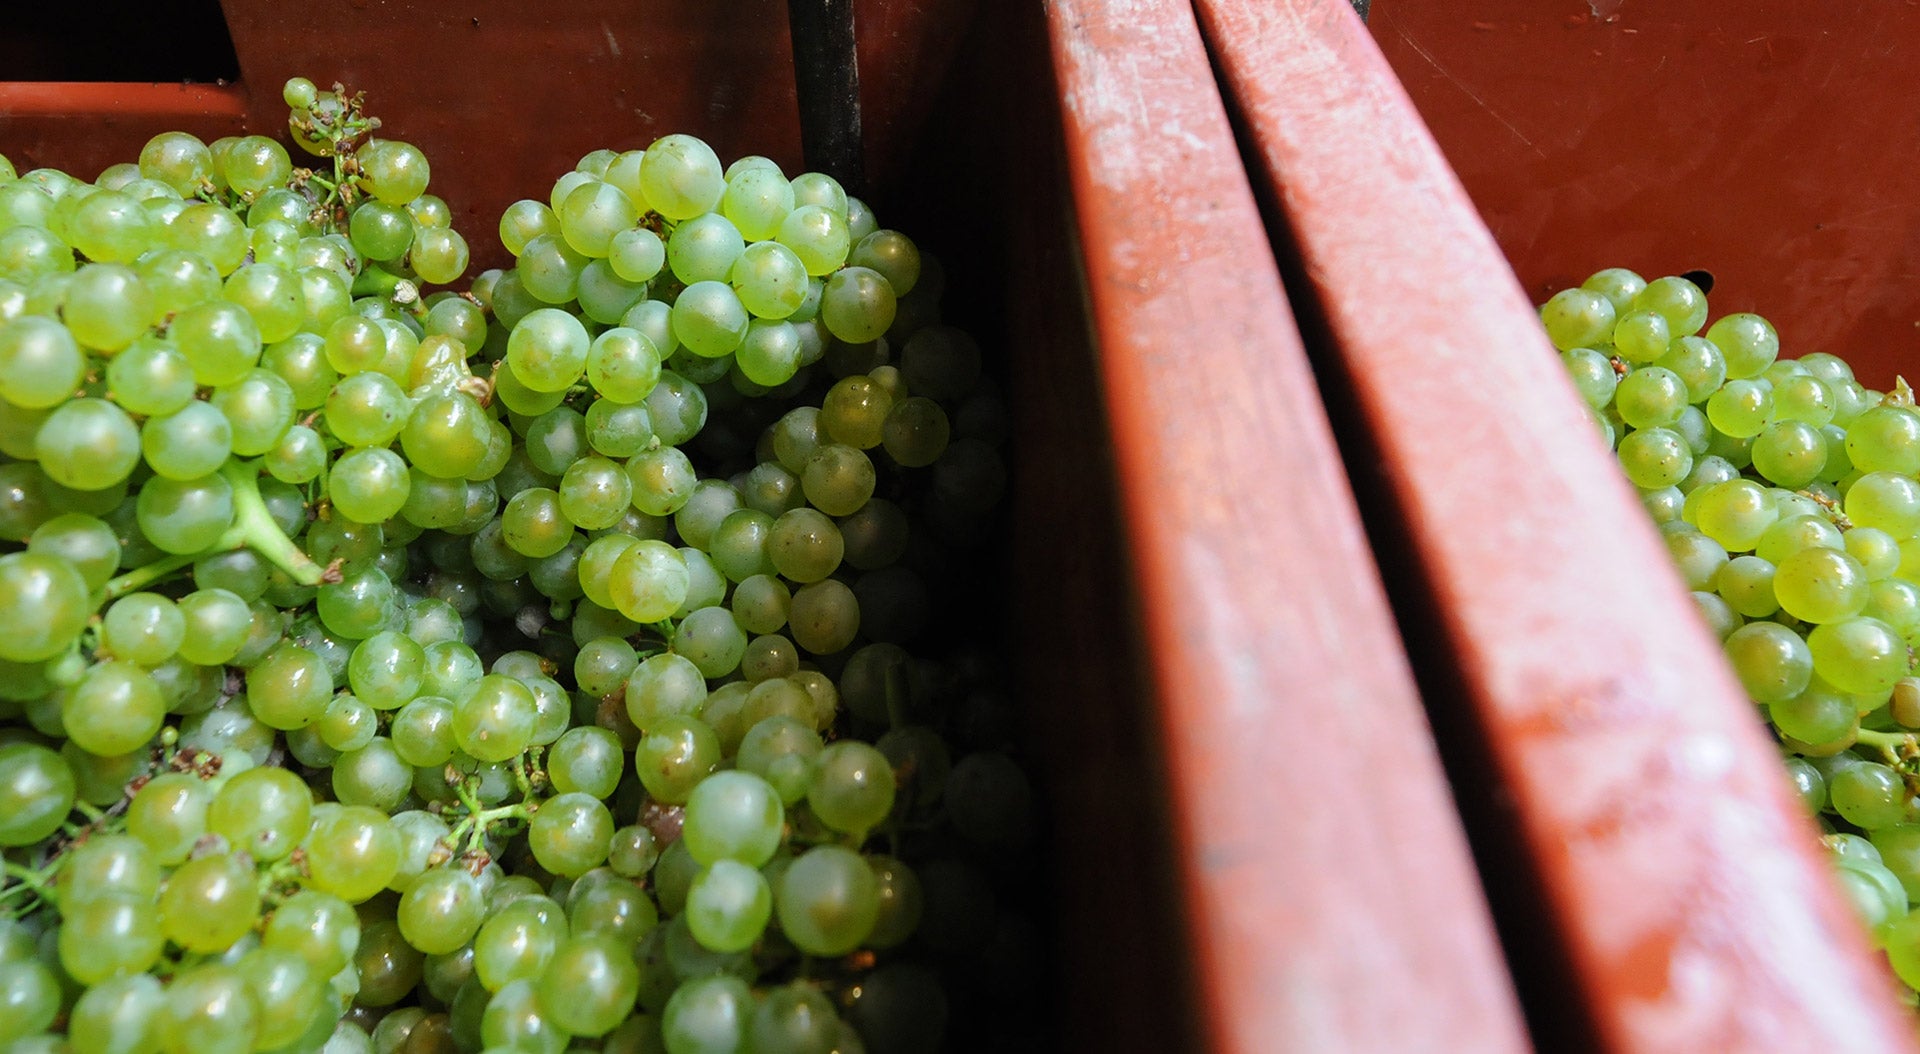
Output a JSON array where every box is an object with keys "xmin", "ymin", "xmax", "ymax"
[
  {"xmin": 0, "ymin": 79, "xmax": 1042, "ymax": 1054},
  {"xmin": 1544, "ymin": 270, "xmax": 1920, "ymax": 1002}
]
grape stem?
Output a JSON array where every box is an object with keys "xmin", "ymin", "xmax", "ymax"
[
  {"xmin": 1855, "ymin": 728, "xmax": 1918, "ymax": 767},
  {"xmin": 221, "ymin": 460, "xmax": 326, "ymax": 585},
  {"xmin": 0, "ymin": 859, "xmax": 55, "ymax": 912},
  {"xmin": 102, "ymin": 462, "xmax": 326, "ymax": 597},
  {"xmin": 447, "ymin": 778, "xmax": 533, "ymax": 856}
]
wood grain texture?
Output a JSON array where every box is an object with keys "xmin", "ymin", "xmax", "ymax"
[
  {"xmin": 1196, "ymin": 0, "xmax": 1920, "ymax": 1049},
  {"xmin": 1041, "ymin": 0, "xmax": 1529, "ymax": 1049}
]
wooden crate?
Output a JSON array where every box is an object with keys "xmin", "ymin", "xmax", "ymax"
[
  {"xmin": 1198, "ymin": 0, "xmax": 1919, "ymax": 1050},
  {"xmin": 1, "ymin": 0, "xmax": 1527, "ymax": 1049}
]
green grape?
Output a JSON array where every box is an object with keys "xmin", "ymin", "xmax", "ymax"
[
  {"xmin": 722, "ymin": 165, "xmax": 794, "ymax": 241},
  {"xmin": 0, "ymin": 957, "xmax": 60, "ymax": 1044},
  {"xmin": 332, "ymin": 736, "xmax": 412, "ymax": 811},
  {"xmin": 211, "ymin": 368, "xmax": 295, "ymax": 455},
  {"xmin": 1611, "ymin": 309, "xmax": 1670, "ymax": 365},
  {"xmin": 683, "ymin": 770, "xmax": 784, "ymax": 866},
  {"xmin": 244, "ymin": 641, "xmax": 333, "ymax": 729},
  {"xmin": 453, "ymin": 673, "xmax": 538, "ymax": 762},
  {"xmin": 141, "ymin": 401, "xmax": 233, "ymax": 480},
  {"xmin": 1749, "ymin": 419, "xmax": 1826, "ymax": 487},
  {"xmin": 139, "ymin": 130, "xmax": 213, "ymax": 194},
  {"xmin": 499, "ymin": 198, "xmax": 559, "ymax": 255},
  {"xmin": 1845, "ymin": 471, "xmax": 1920, "ymax": 539},
  {"xmin": 0, "ymin": 551, "xmax": 91, "ymax": 662},
  {"xmin": 637, "ymin": 135, "xmax": 725, "ymax": 220},
  {"xmin": 820, "ymin": 266, "xmax": 897, "ymax": 344},
  {"xmin": 851, "ymin": 229, "xmax": 920, "ymax": 298},
  {"xmin": 208, "ymin": 764, "xmax": 311, "ymax": 863},
  {"xmin": 68, "ymin": 973, "xmax": 166, "ymax": 1054},
  {"xmin": 684, "ymin": 860, "xmax": 773, "ymax": 954},
  {"xmin": 1714, "ymin": 555, "xmax": 1779, "ymax": 618},
  {"xmin": 61, "ymin": 660, "xmax": 165, "ymax": 755},
  {"xmin": 732, "ymin": 574, "xmax": 793, "ymax": 635},
  {"xmin": 223, "ymin": 262, "xmax": 304, "ymax": 344},
  {"xmin": 548, "ymin": 724, "xmax": 626, "ymax": 798},
  {"xmin": 671, "ymin": 280, "xmax": 751, "ymax": 358},
  {"xmin": 609, "ymin": 227, "xmax": 666, "ymax": 283},
  {"xmin": 1688, "ymin": 479, "xmax": 1778, "ymax": 552},
  {"xmin": 325, "ymin": 369, "xmax": 411, "ymax": 447},
  {"xmin": 507, "ymin": 306, "xmax": 592, "ymax": 392},
  {"xmin": 480, "ymin": 978, "xmax": 569, "ymax": 1054},
  {"xmin": 789, "ymin": 579, "xmax": 860, "ymax": 655},
  {"xmin": 666, "ymin": 605, "xmax": 742, "ymax": 677},
  {"xmin": 124, "ymin": 770, "xmax": 209, "ymax": 863},
  {"xmin": 1773, "ymin": 546, "xmax": 1869, "ymax": 624},
  {"xmin": 586, "ymin": 326, "xmax": 662, "ymax": 403},
  {"xmin": 172, "ymin": 297, "xmax": 263, "ymax": 386},
  {"xmin": 329, "ymin": 446, "xmax": 411, "ymax": 524},
  {"xmin": 65, "ymin": 262, "xmax": 155, "ymax": 351},
  {"xmin": 99, "ymin": 592, "xmax": 185, "ymax": 667},
  {"xmin": 609, "ymin": 538, "xmax": 689, "ymax": 623},
  {"xmin": 801, "ymin": 443, "xmax": 876, "ymax": 517},
  {"xmin": 1774, "ymin": 373, "xmax": 1836, "ymax": 426},
  {"xmin": 775, "ymin": 845, "xmax": 880, "ymax": 956},
  {"xmin": 1769, "ymin": 680, "xmax": 1857, "ymax": 746},
  {"xmin": 882, "ymin": 396, "xmax": 951, "ymax": 468},
  {"xmin": 1704, "ymin": 378, "xmax": 1774, "ymax": 439},
  {"xmin": 518, "ymin": 231, "xmax": 589, "ymax": 304},
  {"xmin": 236, "ymin": 945, "xmax": 320, "ymax": 1050},
  {"xmin": 1560, "ymin": 347, "xmax": 1618, "ymax": 410},
  {"xmin": 305, "ymin": 804, "xmax": 402, "ymax": 903},
  {"xmin": 474, "ymin": 896, "xmax": 567, "ymax": 991},
  {"xmin": 1635, "ymin": 275, "xmax": 1710, "ymax": 337},
  {"xmin": 808, "ymin": 740, "xmax": 897, "ymax": 837},
  {"xmin": 625, "ymin": 651, "xmax": 709, "ymax": 729},
  {"xmin": 106, "ymin": 337, "xmax": 197, "ymax": 415},
  {"xmin": 37, "ymin": 397, "xmax": 141, "ymax": 489},
  {"xmin": 634, "ymin": 714, "xmax": 721, "ymax": 803},
  {"xmin": 669, "ymin": 212, "xmax": 746, "ymax": 284},
  {"xmin": 1755, "ymin": 513, "xmax": 1844, "ymax": 564},
  {"xmin": 1832, "ymin": 761, "xmax": 1909, "ymax": 830},
  {"xmin": 537, "ymin": 936, "xmax": 642, "ymax": 1038},
  {"xmin": 1809, "ymin": 616, "xmax": 1909, "ymax": 697},
  {"xmin": 502, "ymin": 487, "xmax": 576, "ymax": 558},
  {"xmin": 775, "ymin": 204, "xmax": 851, "ymax": 276},
  {"xmin": 399, "ymin": 867, "xmax": 486, "ymax": 955},
  {"xmin": 566, "ymin": 869, "xmax": 658, "ymax": 949},
  {"xmin": 529, "ymin": 791, "xmax": 615, "ymax": 877},
  {"xmin": 348, "ymin": 200, "xmax": 415, "ymax": 261},
  {"xmin": 1705, "ymin": 311, "xmax": 1780, "ymax": 378},
  {"xmin": 159, "ymin": 851, "xmax": 259, "ymax": 953}
]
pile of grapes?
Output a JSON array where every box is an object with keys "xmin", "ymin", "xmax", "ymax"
[
  {"xmin": 1544, "ymin": 270, "xmax": 1920, "ymax": 1000},
  {"xmin": 0, "ymin": 80, "xmax": 1040, "ymax": 1053}
]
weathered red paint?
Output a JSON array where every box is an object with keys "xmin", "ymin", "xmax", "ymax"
[
  {"xmin": 1198, "ymin": 0, "xmax": 1920, "ymax": 1048},
  {"xmin": 1039, "ymin": 0, "xmax": 1529, "ymax": 1049},
  {"xmin": 1371, "ymin": 0, "xmax": 1920, "ymax": 390}
]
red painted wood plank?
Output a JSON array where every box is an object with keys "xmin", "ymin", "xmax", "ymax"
[
  {"xmin": 1039, "ymin": 0, "xmax": 1529, "ymax": 1049},
  {"xmin": 1369, "ymin": 0, "xmax": 1920, "ymax": 390},
  {"xmin": 1196, "ymin": 0, "xmax": 1919, "ymax": 1049},
  {"xmin": 0, "ymin": 0, "xmax": 975, "ymax": 268}
]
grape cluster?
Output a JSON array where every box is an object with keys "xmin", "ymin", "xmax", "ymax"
[
  {"xmin": 0, "ymin": 79, "xmax": 1040, "ymax": 1053},
  {"xmin": 1545, "ymin": 270, "xmax": 1920, "ymax": 1001}
]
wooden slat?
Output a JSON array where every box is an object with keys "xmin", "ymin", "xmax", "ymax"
[
  {"xmin": 1037, "ymin": 0, "xmax": 1530, "ymax": 1049},
  {"xmin": 1195, "ymin": 0, "xmax": 1920, "ymax": 1049}
]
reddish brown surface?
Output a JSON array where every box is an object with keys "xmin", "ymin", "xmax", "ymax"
[
  {"xmin": 1369, "ymin": 0, "xmax": 1920, "ymax": 389},
  {"xmin": 1200, "ymin": 0, "xmax": 1920, "ymax": 1049},
  {"xmin": 0, "ymin": 0, "xmax": 974, "ymax": 267},
  {"xmin": 1039, "ymin": 0, "xmax": 1529, "ymax": 1050}
]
